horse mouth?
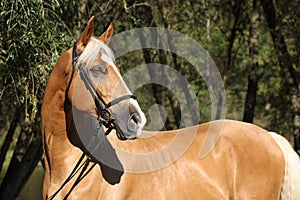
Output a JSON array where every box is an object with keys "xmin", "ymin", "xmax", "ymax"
[
  {"xmin": 114, "ymin": 122, "xmax": 139, "ymax": 140},
  {"xmin": 114, "ymin": 113, "xmax": 143, "ymax": 140}
]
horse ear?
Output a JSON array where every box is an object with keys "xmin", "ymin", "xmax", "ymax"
[
  {"xmin": 76, "ymin": 16, "xmax": 95, "ymax": 53},
  {"xmin": 98, "ymin": 22, "xmax": 114, "ymax": 44}
]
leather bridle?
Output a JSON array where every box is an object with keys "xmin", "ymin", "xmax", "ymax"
[
  {"xmin": 47, "ymin": 43, "xmax": 135, "ymax": 200},
  {"xmin": 68, "ymin": 43, "xmax": 136, "ymax": 140}
]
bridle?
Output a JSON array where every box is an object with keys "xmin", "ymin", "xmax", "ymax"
[
  {"xmin": 47, "ymin": 43, "xmax": 135, "ymax": 200},
  {"xmin": 68, "ymin": 43, "xmax": 136, "ymax": 140}
]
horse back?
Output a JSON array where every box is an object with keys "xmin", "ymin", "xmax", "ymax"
[{"xmin": 99, "ymin": 120, "xmax": 285, "ymax": 199}]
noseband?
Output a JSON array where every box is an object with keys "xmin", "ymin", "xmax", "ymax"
[{"xmin": 67, "ymin": 44, "xmax": 136, "ymax": 140}]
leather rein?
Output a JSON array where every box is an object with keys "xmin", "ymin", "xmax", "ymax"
[{"xmin": 47, "ymin": 44, "xmax": 134, "ymax": 200}]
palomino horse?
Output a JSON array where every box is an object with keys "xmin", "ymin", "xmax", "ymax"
[{"xmin": 41, "ymin": 16, "xmax": 300, "ymax": 200}]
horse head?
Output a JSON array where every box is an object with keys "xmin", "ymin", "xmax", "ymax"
[{"xmin": 67, "ymin": 16, "xmax": 146, "ymax": 140}]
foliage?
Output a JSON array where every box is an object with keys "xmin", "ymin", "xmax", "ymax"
[{"xmin": 0, "ymin": 0, "xmax": 84, "ymax": 198}]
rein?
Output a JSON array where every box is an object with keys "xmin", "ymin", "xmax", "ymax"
[
  {"xmin": 47, "ymin": 153, "xmax": 96, "ymax": 200},
  {"xmin": 48, "ymin": 44, "xmax": 133, "ymax": 199}
]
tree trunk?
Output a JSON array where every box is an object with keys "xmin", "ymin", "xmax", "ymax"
[
  {"xmin": 243, "ymin": 0, "xmax": 260, "ymax": 123},
  {"xmin": 138, "ymin": 27, "xmax": 173, "ymax": 130},
  {"xmin": 261, "ymin": 0, "xmax": 300, "ymax": 154},
  {"xmin": 156, "ymin": 2, "xmax": 199, "ymax": 127},
  {"xmin": 224, "ymin": 0, "xmax": 243, "ymax": 84},
  {"xmin": 0, "ymin": 122, "xmax": 43, "ymax": 199},
  {"xmin": 0, "ymin": 111, "xmax": 19, "ymax": 173},
  {"xmin": 132, "ymin": 3, "xmax": 180, "ymax": 129}
]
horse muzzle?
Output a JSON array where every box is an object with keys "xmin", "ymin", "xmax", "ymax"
[{"xmin": 114, "ymin": 110, "xmax": 146, "ymax": 140}]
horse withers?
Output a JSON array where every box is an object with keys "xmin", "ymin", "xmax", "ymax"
[{"xmin": 41, "ymin": 16, "xmax": 300, "ymax": 199}]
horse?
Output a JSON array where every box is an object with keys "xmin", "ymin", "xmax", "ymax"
[{"xmin": 41, "ymin": 16, "xmax": 300, "ymax": 200}]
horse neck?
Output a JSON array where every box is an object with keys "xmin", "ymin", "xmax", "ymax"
[
  {"xmin": 42, "ymin": 49, "xmax": 71, "ymax": 131},
  {"xmin": 42, "ymin": 49, "xmax": 82, "ymax": 170}
]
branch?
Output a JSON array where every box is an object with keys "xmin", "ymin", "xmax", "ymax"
[{"xmin": 123, "ymin": 0, "xmax": 151, "ymax": 13}]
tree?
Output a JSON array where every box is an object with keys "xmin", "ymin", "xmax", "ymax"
[
  {"xmin": 243, "ymin": 0, "xmax": 260, "ymax": 123},
  {"xmin": 261, "ymin": 0, "xmax": 300, "ymax": 153}
]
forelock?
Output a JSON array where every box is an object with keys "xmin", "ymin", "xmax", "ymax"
[{"xmin": 77, "ymin": 37, "xmax": 115, "ymax": 67}]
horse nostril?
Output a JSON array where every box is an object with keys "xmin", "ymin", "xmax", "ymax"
[
  {"xmin": 134, "ymin": 113, "xmax": 141, "ymax": 123},
  {"xmin": 127, "ymin": 113, "xmax": 141, "ymax": 132}
]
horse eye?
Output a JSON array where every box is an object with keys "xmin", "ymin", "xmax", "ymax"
[{"xmin": 91, "ymin": 65, "xmax": 106, "ymax": 75}]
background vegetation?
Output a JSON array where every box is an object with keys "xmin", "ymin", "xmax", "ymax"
[{"xmin": 0, "ymin": 0, "xmax": 299, "ymax": 199}]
